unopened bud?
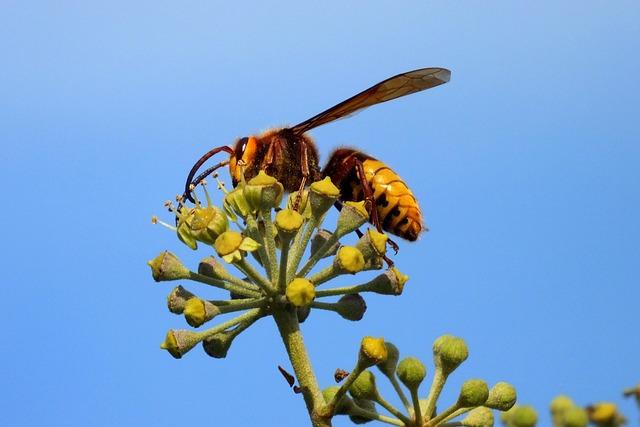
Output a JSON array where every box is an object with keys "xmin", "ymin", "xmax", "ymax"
[
  {"xmin": 349, "ymin": 370, "xmax": 378, "ymax": 400},
  {"xmin": 376, "ymin": 342, "xmax": 400, "ymax": 378},
  {"xmin": 550, "ymin": 395, "xmax": 575, "ymax": 416},
  {"xmin": 355, "ymin": 229, "xmax": 388, "ymax": 262},
  {"xmin": 335, "ymin": 201, "xmax": 369, "ymax": 238},
  {"xmin": 167, "ymin": 285, "xmax": 195, "ymax": 314},
  {"xmin": 334, "ymin": 246, "xmax": 365, "ymax": 274},
  {"xmin": 176, "ymin": 206, "xmax": 198, "ymax": 250},
  {"xmin": 485, "ymin": 382, "xmax": 517, "ymax": 411},
  {"xmin": 587, "ymin": 402, "xmax": 618, "ymax": 425},
  {"xmin": 296, "ymin": 305, "xmax": 311, "ymax": 323},
  {"xmin": 214, "ymin": 231, "xmax": 260, "ymax": 263},
  {"xmin": 198, "ymin": 256, "xmax": 227, "ymax": 279},
  {"xmin": 244, "ymin": 171, "xmax": 284, "ymax": 212},
  {"xmin": 461, "ymin": 407, "xmax": 494, "ymax": 427},
  {"xmin": 286, "ymin": 278, "xmax": 315, "ymax": 307},
  {"xmin": 366, "ymin": 268, "xmax": 408, "ymax": 295},
  {"xmin": 359, "ymin": 336, "xmax": 388, "ymax": 367},
  {"xmin": 350, "ymin": 399, "xmax": 377, "ymax": 424},
  {"xmin": 396, "ymin": 357, "xmax": 427, "ymax": 390},
  {"xmin": 275, "ymin": 208, "xmax": 304, "ymax": 241},
  {"xmin": 311, "ymin": 229, "xmax": 340, "ymax": 259},
  {"xmin": 224, "ymin": 187, "xmax": 251, "ymax": 220},
  {"xmin": 202, "ymin": 330, "xmax": 235, "ymax": 358},
  {"xmin": 160, "ymin": 329, "xmax": 201, "ymax": 359},
  {"xmin": 433, "ymin": 335, "xmax": 469, "ymax": 376},
  {"xmin": 322, "ymin": 386, "xmax": 354, "ymax": 414},
  {"xmin": 183, "ymin": 297, "xmax": 221, "ymax": 327},
  {"xmin": 457, "ymin": 379, "xmax": 489, "ymax": 407},
  {"xmin": 335, "ymin": 294, "xmax": 367, "ymax": 321},
  {"xmin": 148, "ymin": 251, "xmax": 190, "ymax": 282},
  {"xmin": 509, "ymin": 405, "xmax": 538, "ymax": 427},
  {"xmin": 309, "ymin": 177, "xmax": 340, "ymax": 218},
  {"xmin": 564, "ymin": 407, "xmax": 589, "ymax": 427}
]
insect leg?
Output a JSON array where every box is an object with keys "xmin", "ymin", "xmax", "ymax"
[
  {"xmin": 292, "ymin": 141, "xmax": 311, "ymax": 211},
  {"xmin": 184, "ymin": 146, "xmax": 234, "ymax": 202}
]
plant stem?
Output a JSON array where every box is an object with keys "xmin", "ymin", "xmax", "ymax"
[
  {"xmin": 410, "ymin": 388, "xmax": 423, "ymax": 427},
  {"xmin": 273, "ymin": 308, "xmax": 331, "ymax": 427},
  {"xmin": 387, "ymin": 375, "xmax": 412, "ymax": 413},
  {"xmin": 260, "ymin": 209, "xmax": 279, "ymax": 281},
  {"xmin": 278, "ymin": 235, "xmax": 292, "ymax": 293},
  {"xmin": 287, "ymin": 217, "xmax": 319, "ymax": 280},
  {"xmin": 349, "ymin": 406, "xmax": 405, "ymax": 426},
  {"xmin": 235, "ymin": 258, "xmax": 275, "ymax": 295},
  {"xmin": 188, "ymin": 272, "xmax": 261, "ymax": 298},
  {"xmin": 375, "ymin": 394, "xmax": 412, "ymax": 426},
  {"xmin": 424, "ymin": 369, "xmax": 446, "ymax": 423}
]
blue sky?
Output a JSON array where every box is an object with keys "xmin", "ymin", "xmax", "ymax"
[{"xmin": 2, "ymin": 1, "xmax": 639, "ymax": 426}]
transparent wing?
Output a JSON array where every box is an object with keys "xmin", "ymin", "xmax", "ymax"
[{"xmin": 290, "ymin": 68, "xmax": 450, "ymax": 135}]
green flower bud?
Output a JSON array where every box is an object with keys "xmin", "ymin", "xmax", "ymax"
[
  {"xmin": 396, "ymin": 357, "xmax": 427, "ymax": 390},
  {"xmin": 376, "ymin": 342, "xmax": 400, "ymax": 378},
  {"xmin": 287, "ymin": 189, "xmax": 311, "ymax": 219},
  {"xmin": 160, "ymin": 329, "xmax": 201, "ymax": 359},
  {"xmin": 462, "ymin": 407, "xmax": 494, "ymax": 427},
  {"xmin": 457, "ymin": 379, "xmax": 489, "ymax": 407},
  {"xmin": 243, "ymin": 171, "xmax": 284, "ymax": 212},
  {"xmin": 366, "ymin": 268, "xmax": 408, "ymax": 295},
  {"xmin": 286, "ymin": 278, "xmax": 315, "ymax": 307},
  {"xmin": 183, "ymin": 297, "xmax": 221, "ymax": 327},
  {"xmin": 188, "ymin": 205, "xmax": 229, "ymax": 245},
  {"xmin": 355, "ymin": 229, "xmax": 388, "ymax": 262},
  {"xmin": 223, "ymin": 187, "xmax": 251, "ymax": 220},
  {"xmin": 335, "ymin": 294, "xmax": 367, "ymax": 321},
  {"xmin": 350, "ymin": 399, "xmax": 377, "ymax": 424},
  {"xmin": 275, "ymin": 208, "xmax": 304, "ymax": 242},
  {"xmin": 309, "ymin": 177, "xmax": 340, "ymax": 218},
  {"xmin": 334, "ymin": 246, "xmax": 365, "ymax": 274},
  {"xmin": 335, "ymin": 201, "xmax": 369, "ymax": 238},
  {"xmin": 563, "ymin": 407, "xmax": 589, "ymax": 427},
  {"xmin": 509, "ymin": 405, "xmax": 538, "ymax": 427},
  {"xmin": 349, "ymin": 370, "xmax": 378, "ymax": 400},
  {"xmin": 148, "ymin": 251, "xmax": 190, "ymax": 282},
  {"xmin": 198, "ymin": 256, "xmax": 227, "ymax": 279},
  {"xmin": 167, "ymin": 285, "xmax": 195, "ymax": 314},
  {"xmin": 311, "ymin": 229, "xmax": 340, "ymax": 259},
  {"xmin": 322, "ymin": 386, "xmax": 354, "ymax": 414},
  {"xmin": 202, "ymin": 330, "xmax": 235, "ymax": 358},
  {"xmin": 433, "ymin": 335, "xmax": 469, "ymax": 376},
  {"xmin": 550, "ymin": 395, "xmax": 575, "ymax": 416},
  {"xmin": 359, "ymin": 336, "xmax": 388, "ymax": 367},
  {"xmin": 485, "ymin": 381, "xmax": 517, "ymax": 411}
]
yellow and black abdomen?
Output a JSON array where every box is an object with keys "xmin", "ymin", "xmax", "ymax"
[{"xmin": 323, "ymin": 148, "xmax": 424, "ymax": 241}]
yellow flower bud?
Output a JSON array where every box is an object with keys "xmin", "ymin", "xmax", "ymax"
[
  {"xmin": 588, "ymin": 402, "xmax": 618, "ymax": 424},
  {"xmin": 183, "ymin": 297, "xmax": 221, "ymax": 327},
  {"xmin": 188, "ymin": 205, "xmax": 229, "ymax": 245},
  {"xmin": 286, "ymin": 278, "xmax": 316, "ymax": 307},
  {"xmin": 214, "ymin": 231, "xmax": 244, "ymax": 256},
  {"xmin": 335, "ymin": 201, "xmax": 369, "ymax": 238},
  {"xmin": 359, "ymin": 336, "xmax": 388, "ymax": 367},
  {"xmin": 275, "ymin": 208, "xmax": 304, "ymax": 241},
  {"xmin": 224, "ymin": 187, "xmax": 251, "ymax": 220},
  {"xmin": 334, "ymin": 246, "xmax": 365, "ymax": 274},
  {"xmin": 243, "ymin": 171, "xmax": 284, "ymax": 212},
  {"xmin": 160, "ymin": 329, "xmax": 201, "ymax": 359}
]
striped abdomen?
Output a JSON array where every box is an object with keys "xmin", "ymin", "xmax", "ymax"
[{"xmin": 323, "ymin": 148, "xmax": 424, "ymax": 241}]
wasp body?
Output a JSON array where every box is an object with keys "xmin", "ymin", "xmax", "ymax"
[{"xmin": 185, "ymin": 68, "xmax": 450, "ymax": 243}]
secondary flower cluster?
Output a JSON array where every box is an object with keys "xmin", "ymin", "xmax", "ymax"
[
  {"xmin": 499, "ymin": 394, "xmax": 629, "ymax": 427},
  {"xmin": 323, "ymin": 335, "xmax": 517, "ymax": 426},
  {"xmin": 148, "ymin": 172, "xmax": 408, "ymax": 359}
]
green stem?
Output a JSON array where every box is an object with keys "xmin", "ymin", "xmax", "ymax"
[
  {"xmin": 439, "ymin": 407, "xmax": 471, "ymax": 424},
  {"xmin": 424, "ymin": 369, "xmax": 447, "ymax": 423},
  {"xmin": 325, "ymin": 364, "xmax": 365, "ymax": 417},
  {"xmin": 235, "ymin": 258, "xmax": 275, "ymax": 295},
  {"xmin": 272, "ymin": 308, "xmax": 330, "ymax": 427},
  {"xmin": 287, "ymin": 217, "xmax": 319, "ymax": 280},
  {"xmin": 245, "ymin": 214, "xmax": 271, "ymax": 278},
  {"xmin": 315, "ymin": 283, "xmax": 372, "ymax": 298},
  {"xmin": 438, "ymin": 423, "xmax": 462, "ymax": 427},
  {"xmin": 297, "ymin": 233, "xmax": 340, "ymax": 278},
  {"xmin": 196, "ymin": 308, "xmax": 263, "ymax": 341},
  {"xmin": 375, "ymin": 393, "xmax": 412, "ymax": 426},
  {"xmin": 410, "ymin": 388, "xmax": 423, "ymax": 427},
  {"xmin": 427, "ymin": 403, "xmax": 461, "ymax": 426},
  {"xmin": 260, "ymin": 209, "xmax": 279, "ymax": 282},
  {"xmin": 278, "ymin": 235, "xmax": 292, "ymax": 293},
  {"xmin": 214, "ymin": 297, "xmax": 268, "ymax": 314},
  {"xmin": 387, "ymin": 375, "xmax": 412, "ymax": 413},
  {"xmin": 188, "ymin": 272, "xmax": 261, "ymax": 298},
  {"xmin": 307, "ymin": 264, "xmax": 339, "ymax": 287}
]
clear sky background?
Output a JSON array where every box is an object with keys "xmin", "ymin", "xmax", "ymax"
[{"xmin": 2, "ymin": 1, "xmax": 639, "ymax": 426}]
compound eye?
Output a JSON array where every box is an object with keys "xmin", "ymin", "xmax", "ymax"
[{"xmin": 235, "ymin": 137, "xmax": 249, "ymax": 159}]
